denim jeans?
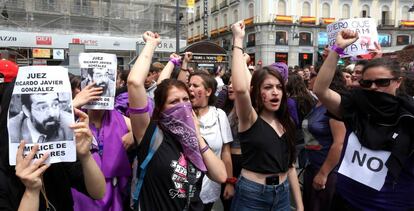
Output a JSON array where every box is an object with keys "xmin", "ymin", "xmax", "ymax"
[{"xmin": 230, "ymin": 176, "xmax": 290, "ymax": 211}]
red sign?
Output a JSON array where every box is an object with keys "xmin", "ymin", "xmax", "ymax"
[
  {"xmin": 36, "ymin": 36, "xmax": 52, "ymax": 45},
  {"xmin": 72, "ymin": 38, "xmax": 81, "ymax": 44},
  {"xmin": 72, "ymin": 38, "xmax": 98, "ymax": 46}
]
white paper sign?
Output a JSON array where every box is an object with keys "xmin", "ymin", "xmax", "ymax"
[
  {"xmin": 338, "ymin": 132, "xmax": 391, "ymax": 191},
  {"xmin": 327, "ymin": 18, "xmax": 378, "ymax": 57},
  {"xmin": 8, "ymin": 66, "xmax": 76, "ymax": 165},
  {"xmin": 79, "ymin": 53, "xmax": 117, "ymax": 110}
]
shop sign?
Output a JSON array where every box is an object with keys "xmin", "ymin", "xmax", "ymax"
[{"xmin": 36, "ymin": 36, "xmax": 52, "ymax": 45}]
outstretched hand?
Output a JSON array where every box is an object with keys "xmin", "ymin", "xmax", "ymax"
[
  {"xmin": 143, "ymin": 31, "xmax": 161, "ymax": 46},
  {"xmin": 335, "ymin": 29, "xmax": 359, "ymax": 49},
  {"xmin": 183, "ymin": 52, "xmax": 193, "ymax": 63},
  {"xmin": 368, "ymin": 41, "xmax": 383, "ymax": 59},
  {"xmin": 72, "ymin": 82, "xmax": 103, "ymax": 108},
  {"xmin": 15, "ymin": 142, "xmax": 50, "ymax": 192}
]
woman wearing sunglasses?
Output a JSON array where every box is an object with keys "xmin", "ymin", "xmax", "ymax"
[{"xmin": 314, "ymin": 29, "xmax": 414, "ymax": 211}]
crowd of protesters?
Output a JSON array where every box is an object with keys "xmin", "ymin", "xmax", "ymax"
[{"xmin": 0, "ymin": 19, "xmax": 414, "ymax": 211}]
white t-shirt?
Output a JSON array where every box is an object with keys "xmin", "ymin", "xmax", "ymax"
[
  {"xmin": 215, "ymin": 76, "xmax": 225, "ymax": 96},
  {"xmin": 199, "ymin": 106, "xmax": 233, "ymax": 203}
]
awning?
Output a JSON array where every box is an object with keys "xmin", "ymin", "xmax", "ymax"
[
  {"xmin": 300, "ymin": 16, "xmax": 316, "ymax": 24},
  {"xmin": 321, "ymin": 18, "xmax": 335, "ymax": 25},
  {"xmin": 400, "ymin": 20, "xmax": 414, "ymax": 27},
  {"xmin": 275, "ymin": 15, "xmax": 293, "ymax": 24}
]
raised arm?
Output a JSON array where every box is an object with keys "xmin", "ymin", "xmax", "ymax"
[
  {"xmin": 157, "ymin": 53, "xmax": 181, "ymax": 84},
  {"xmin": 231, "ymin": 21, "xmax": 257, "ymax": 132},
  {"xmin": 177, "ymin": 52, "xmax": 193, "ymax": 83},
  {"xmin": 313, "ymin": 29, "xmax": 358, "ymax": 117},
  {"xmin": 127, "ymin": 31, "xmax": 160, "ymax": 145},
  {"xmin": 242, "ymin": 53, "xmax": 252, "ymax": 88}
]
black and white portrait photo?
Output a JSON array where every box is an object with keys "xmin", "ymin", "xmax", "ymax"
[
  {"xmin": 8, "ymin": 92, "xmax": 74, "ymax": 144},
  {"xmin": 81, "ymin": 67, "xmax": 116, "ymax": 98}
]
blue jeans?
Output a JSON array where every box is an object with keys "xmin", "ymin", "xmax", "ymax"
[{"xmin": 230, "ymin": 176, "xmax": 290, "ymax": 211}]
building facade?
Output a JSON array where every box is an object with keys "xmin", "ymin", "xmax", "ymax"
[
  {"xmin": 187, "ymin": 0, "xmax": 414, "ymax": 67},
  {"xmin": 0, "ymin": 0, "xmax": 188, "ymax": 69}
]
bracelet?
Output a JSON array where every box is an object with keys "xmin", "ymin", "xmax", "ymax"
[
  {"xmin": 169, "ymin": 58, "xmax": 181, "ymax": 67},
  {"xmin": 128, "ymin": 102, "xmax": 150, "ymax": 114},
  {"xmin": 330, "ymin": 44, "xmax": 346, "ymax": 56},
  {"xmin": 200, "ymin": 145, "xmax": 209, "ymax": 154},
  {"xmin": 226, "ymin": 177, "xmax": 238, "ymax": 185},
  {"xmin": 232, "ymin": 45, "xmax": 244, "ymax": 54},
  {"xmin": 180, "ymin": 67, "xmax": 189, "ymax": 72}
]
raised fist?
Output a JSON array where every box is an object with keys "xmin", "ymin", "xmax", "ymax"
[
  {"xmin": 335, "ymin": 29, "xmax": 358, "ymax": 49},
  {"xmin": 231, "ymin": 20, "xmax": 245, "ymax": 40},
  {"xmin": 143, "ymin": 31, "xmax": 161, "ymax": 45}
]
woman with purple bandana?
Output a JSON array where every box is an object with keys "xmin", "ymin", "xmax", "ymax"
[{"xmin": 127, "ymin": 31, "xmax": 226, "ymax": 211}]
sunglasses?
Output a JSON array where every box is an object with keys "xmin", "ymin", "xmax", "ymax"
[{"xmin": 359, "ymin": 77, "xmax": 398, "ymax": 88}]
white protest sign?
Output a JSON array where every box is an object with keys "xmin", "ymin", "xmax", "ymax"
[
  {"xmin": 8, "ymin": 66, "xmax": 76, "ymax": 165},
  {"xmin": 338, "ymin": 132, "xmax": 391, "ymax": 191},
  {"xmin": 327, "ymin": 18, "xmax": 378, "ymax": 57},
  {"xmin": 79, "ymin": 53, "xmax": 117, "ymax": 110}
]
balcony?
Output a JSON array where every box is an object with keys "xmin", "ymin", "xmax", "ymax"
[
  {"xmin": 211, "ymin": 29, "xmax": 219, "ymax": 38},
  {"xmin": 320, "ymin": 17, "xmax": 335, "ymax": 25},
  {"xmin": 229, "ymin": 0, "xmax": 240, "ymax": 5},
  {"xmin": 244, "ymin": 17, "xmax": 254, "ymax": 27},
  {"xmin": 211, "ymin": 5, "xmax": 219, "ymax": 14},
  {"xmin": 275, "ymin": 15, "xmax": 293, "ymax": 24},
  {"xmin": 220, "ymin": 0, "xmax": 228, "ymax": 9},
  {"xmin": 299, "ymin": 16, "xmax": 316, "ymax": 25},
  {"xmin": 399, "ymin": 20, "xmax": 414, "ymax": 27},
  {"xmin": 219, "ymin": 26, "xmax": 228, "ymax": 34},
  {"xmin": 378, "ymin": 19, "xmax": 395, "ymax": 27}
]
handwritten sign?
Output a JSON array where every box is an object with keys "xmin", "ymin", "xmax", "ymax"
[
  {"xmin": 8, "ymin": 66, "xmax": 76, "ymax": 165},
  {"xmin": 327, "ymin": 18, "xmax": 378, "ymax": 57}
]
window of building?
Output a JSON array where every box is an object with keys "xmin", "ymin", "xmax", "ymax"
[
  {"xmin": 214, "ymin": 17, "xmax": 218, "ymax": 29},
  {"xmin": 299, "ymin": 32, "xmax": 312, "ymax": 46},
  {"xmin": 248, "ymin": 3, "xmax": 254, "ymax": 18},
  {"xmin": 276, "ymin": 31, "xmax": 288, "ymax": 45},
  {"xmin": 233, "ymin": 9, "xmax": 238, "ymax": 23},
  {"xmin": 361, "ymin": 5, "xmax": 370, "ymax": 17},
  {"xmin": 197, "ymin": 26, "xmax": 201, "ymax": 35},
  {"xmin": 302, "ymin": 1, "xmax": 311, "ymax": 16},
  {"xmin": 342, "ymin": 4, "xmax": 350, "ymax": 19},
  {"xmin": 278, "ymin": 0, "xmax": 286, "ymax": 15},
  {"xmin": 396, "ymin": 35, "xmax": 410, "ymax": 46},
  {"xmin": 402, "ymin": 6, "xmax": 410, "ymax": 20},
  {"xmin": 378, "ymin": 34, "xmax": 391, "ymax": 47},
  {"xmin": 381, "ymin": 5, "xmax": 390, "ymax": 25},
  {"xmin": 223, "ymin": 13, "xmax": 228, "ymax": 27},
  {"xmin": 322, "ymin": 3, "xmax": 330, "ymax": 18},
  {"xmin": 247, "ymin": 33, "xmax": 256, "ymax": 47}
]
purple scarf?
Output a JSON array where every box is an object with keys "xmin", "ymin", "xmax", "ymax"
[
  {"xmin": 159, "ymin": 102, "xmax": 207, "ymax": 172},
  {"xmin": 72, "ymin": 110, "xmax": 131, "ymax": 211}
]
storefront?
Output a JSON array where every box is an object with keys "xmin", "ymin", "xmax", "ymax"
[{"xmin": 275, "ymin": 53, "xmax": 288, "ymax": 64}]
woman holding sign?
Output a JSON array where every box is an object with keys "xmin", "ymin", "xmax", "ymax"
[
  {"xmin": 127, "ymin": 31, "xmax": 226, "ymax": 211},
  {"xmin": 314, "ymin": 29, "xmax": 414, "ymax": 210}
]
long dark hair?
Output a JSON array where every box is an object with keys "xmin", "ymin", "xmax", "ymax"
[
  {"xmin": 286, "ymin": 73, "xmax": 316, "ymax": 122},
  {"xmin": 250, "ymin": 66, "xmax": 296, "ymax": 166},
  {"xmin": 152, "ymin": 79, "xmax": 190, "ymax": 121}
]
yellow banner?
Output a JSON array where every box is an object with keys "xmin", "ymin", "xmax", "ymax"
[{"xmin": 187, "ymin": 0, "xmax": 195, "ymax": 13}]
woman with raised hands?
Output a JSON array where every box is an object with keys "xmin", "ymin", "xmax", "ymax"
[
  {"xmin": 313, "ymin": 29, "xmax": 414, "ymax": 210},
  {"xmin": 127, "ymin": 31, "xmax": 226, "ymax": 211},
  {"xmin": 230, "ymin": 20, "xmax": 303, "ymax": 211}
]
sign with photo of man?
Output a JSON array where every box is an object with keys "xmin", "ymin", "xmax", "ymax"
[
  {"xmin": 7, "ymin": 66, "xmax": 76, "ymax": 165},
  {"xmin": 79, "ymin": 53, "xmax": 117, "ymax": 110}
]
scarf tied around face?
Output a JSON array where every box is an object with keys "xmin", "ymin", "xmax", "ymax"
[{"xmin": 159, "ymin": 102, "xmax": 207, "ymax": 172}]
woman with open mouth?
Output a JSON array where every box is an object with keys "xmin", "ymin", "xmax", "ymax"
[{"xmin": 229, "ymin": 20, "xmax": 303, "ymax": 211}]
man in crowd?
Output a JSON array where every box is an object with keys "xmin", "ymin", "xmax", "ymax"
[{"xmin": 8, "ymin": 93, "xmax": 73, "ymax": 143}]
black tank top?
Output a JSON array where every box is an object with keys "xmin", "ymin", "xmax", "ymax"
[{"xmin": 239, "ymin": 117, "xmax": 290, "ymax": 174}]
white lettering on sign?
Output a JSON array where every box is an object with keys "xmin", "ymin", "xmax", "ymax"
[{"xmin": 338, "ymin": 132, "xmax": 391, "ymax": 191}]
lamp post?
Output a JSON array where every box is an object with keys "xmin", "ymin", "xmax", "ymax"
[{"xmin": 176, "ymin": 0, "xmax": 180, "ymax": 53}]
